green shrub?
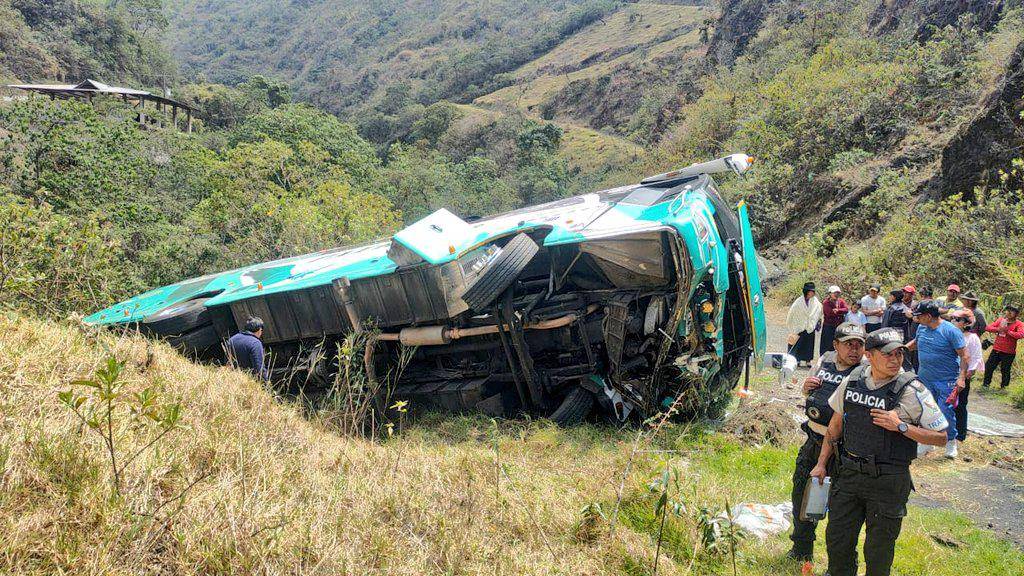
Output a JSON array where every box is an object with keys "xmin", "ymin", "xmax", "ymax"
[
  {"xmin": 784, "ymin": 159, "xmax": 1024, "ymax": 298},
  {"xmin": 0, "ymin": 195, "xmax": 128, "ymax": 317}
]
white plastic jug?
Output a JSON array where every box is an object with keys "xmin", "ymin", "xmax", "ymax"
[{"xmin": 800, "ymin": 476, "xmax": 831, "ymax": 521}]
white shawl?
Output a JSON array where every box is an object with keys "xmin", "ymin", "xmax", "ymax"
[{"xmin": 787, "ymin": 295, "xmax": 823, "ymax": 334}]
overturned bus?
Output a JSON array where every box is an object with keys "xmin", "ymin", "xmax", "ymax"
[{"xmin": 86, "ymin": 154, "xmax": 767, "ymax": 424}]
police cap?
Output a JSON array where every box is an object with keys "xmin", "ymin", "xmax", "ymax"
[
  {"xmin": 834, "ymin": 322, "xmax": 866, "ymax": 342},
  {"xmin": 865, "ymin": 327, "xmax": 907, "ymax": 353}
]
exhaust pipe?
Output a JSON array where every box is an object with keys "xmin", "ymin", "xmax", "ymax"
[
  {"xmin": 374, "ymin": 304, "xmax": 599, "ymax": 346},
  {"xmin": 640, "ymin": 153, "xmax": 754, "ymax": 185}
]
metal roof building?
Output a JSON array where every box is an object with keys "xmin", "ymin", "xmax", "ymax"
[{"xmin": 6, "ymin": 79, "xmax": 195, "ymax": 132}]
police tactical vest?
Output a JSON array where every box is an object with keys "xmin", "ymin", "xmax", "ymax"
[
  {"xmin": 805, "ymin": 351, "xmax": 857, "ymax": 428},
  {"xmin": 841, "ymin": 366, "xmax": 919, "ymax": 466}
]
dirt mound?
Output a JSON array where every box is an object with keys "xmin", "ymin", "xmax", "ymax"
[{"xmin": 723, "ymin": 400, "xmax": 800, "ymax": 447}]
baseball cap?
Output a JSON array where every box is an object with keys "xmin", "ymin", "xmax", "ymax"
[
  {"xmin": 947, "ymin": 283, "xmax": 961, "ymax": 293},
  {"xmin": 828, "ymin": 285, "xmax": 841, "ymax": 293},
  {"xmin": 834, "ymin": 322, "xmax": 866, "ymax": 342},
  {"xmin": 865, "ymin": 327, "xmax": 907, "ymax": 353},
  {"xmin": 902, "ymin": 285, "xmax": 916, "ymax": 294},
  {"xmin": 912, "ymin": 300, "xmax": 941, "ymax": 317},
  {"xmin": 869, "ymin": 284, "xmax": 881, "ymax": 291}
]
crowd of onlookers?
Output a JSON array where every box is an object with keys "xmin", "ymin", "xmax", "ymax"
[
  {"xmin": 783, "ymin": 282, "xmax": 1023, "ymax": 574},
  {"xmin": 786, "ymin": 281, "xmax": 1023, "ymax": 458}
]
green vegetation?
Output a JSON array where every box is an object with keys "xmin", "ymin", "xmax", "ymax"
[
  {"xmin": 2, "ymin": 1, "xmax": 1023, "ymax": 574},
  {"xmin": 0, "ymin": 91, "xmax": 588, "ymax": 319},
  {"xmin": 0, "ymin": 99, "xmax": 400, "ymax": 317},
  {"xmin": 664, "ymin": 2, "xmax": 1010, "ymax": 240},
  {"xmin": 166, "ymin": 0, "xmax": 619, "ymax": 115},
  {"xmin": 0, "ymin": 0, "xmax": 175, "ymax": 85},
  {"xmin": 2, "ymin": 314, "xmax": 1022, "ymax": 574},
  {"xmin": 781, "ymin": 155, "xmax": 1024, "ymax": 299}
]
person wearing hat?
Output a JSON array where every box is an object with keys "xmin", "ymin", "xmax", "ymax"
[
  {"xmin": 896, "ymin": 285, "xmax": 917, "ymax": 320},
  {"xmin": 787, "ymin": 282, "xmax": 823, "ymax": 367},
  {"xmin": 960, "ymin": 291, "xmax": 986, "ymax": 337},
  {"xmin": 951, "ymin": 309, "xmax": 984, "ymax": 444},
  {"xmin": 811, "ymin": 327, "xmax": 948, "ymax": 576},
  {"xmin": 936, "ymin": 284, "xmax": 965, "ymax": 316},
  {"xmin": 907, "ymin": 300, "xmax": 969, "ymax": 458},
  {"xmin": 882, "ymin": 288, "xmax": 916, "ymax": 371},
  {"xmin": 983, "ymin": 304, "xmax": 1024, "ymax": 389},
  {"xmin": 860, "ymin": 284, "xmax": 886, "ymax": 333},
  {"xmin": 786, "ymin": 322, "xmax": 867, "ymax": 561},
  {"xmin": 820, "ymin": 286, "xmax": 850, "ymax": 355}
]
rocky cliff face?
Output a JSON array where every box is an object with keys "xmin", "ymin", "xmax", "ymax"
[
  {"xmin": 700, "ymin": 0, "xmax": 1022, "ymax": 247},
  {"xmin": 869, "ymin": 0, "xmax": 1005, "ymax": 40},
  {"xmin": 928, "ymin": 39, "xmax": 1024, "ymax": 199},
  {"xmin": 705, "ymin": 0, "xmax": 777, "ymax": 68}
]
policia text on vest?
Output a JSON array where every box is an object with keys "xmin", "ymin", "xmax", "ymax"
[
  {"xmin": 788, "ymin": 350, "xmax": 861, "ymax": 561},
  {"xmin": 811, "ymin": 327, "xmax": 948, "ymax": 576}
]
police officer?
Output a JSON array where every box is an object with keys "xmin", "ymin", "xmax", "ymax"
[
  {"xmin": 787, "ymin": 322, "xmax": 866, "ymax": 561},
  {"xmin": 811, "ymin": 328, "xmax": 948, "ymax": 576}
]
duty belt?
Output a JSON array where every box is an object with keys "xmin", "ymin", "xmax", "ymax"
[{"xmin": 840, "ymin": 454, "xmax": 908, "ymax": 477}]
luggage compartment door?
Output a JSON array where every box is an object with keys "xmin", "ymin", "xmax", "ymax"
[{"xmin": 736, "ymin": 200, "xmax": 767, "ymax": 367}]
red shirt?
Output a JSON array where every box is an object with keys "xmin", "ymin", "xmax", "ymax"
[
  {"xmin": 986, "ymin": 318, "xmax": 1024, "ymax": 354},
  {"xmin": 822, "ymin": 297, "xmax": 849, "ymax": 327}
]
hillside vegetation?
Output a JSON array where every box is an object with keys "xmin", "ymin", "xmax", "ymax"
[
  {"xmin": 3, "ymin": 313, "xmax": 1023, "ymax": 575},
  {"xmin": 2, "ymin": 3, "xmax": 1024, "ymax": 573},
  {"xmin": 3, "ymin": 0, "xmax": 1023, "ymax": 308},
  {"xmin": 0, "ymin": 0, "xmax": 175, "ymax": 85},
  {"xmin": 166, "ymin": 0, "xmax": 621, "ymax": 115}
]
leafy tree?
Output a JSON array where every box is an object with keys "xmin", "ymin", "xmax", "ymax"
[
  {"xmin": 0, "ymin": 195, "xmax": 127, "ymax": 316},
  {"xmin": 176, "ymin": 76, "xmax": 291, "ymax": 129},
  {"xmin": 409, "ymin": 101, "xmax": 462, "ymax": 147},
  {"xmin": 230, "ymin": 104, "xmax": 383, "ymax": 188},
  {"xmin": 384, "ymin": 144, "xmax": 518, "ymax": 221}
]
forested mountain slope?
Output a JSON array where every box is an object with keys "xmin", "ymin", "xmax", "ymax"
[
  {"xmin": 164, "ymin": 0, "xmax": 1024, "ymax": 297},
  {"xmin": 166, "ymin": 0, "xmax": 624, "ymax": 115},
  {"xmin": 2, "ymin": 0, "xmax": 1023, "ymax": 316},
  {"xmin": 0, "ymin": 0, "xmax": 175, "ymax": 86}
]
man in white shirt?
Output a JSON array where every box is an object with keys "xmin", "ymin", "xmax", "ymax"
[{"xmin": 860, "ymin": 284, "xmax": 886, "ymax": 333}]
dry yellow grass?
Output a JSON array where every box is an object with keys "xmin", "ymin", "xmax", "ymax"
[
  {"xmin": 0, "ymin": 313, "xmax": 680, "ymax": 575},
  {"xmin": 513, "ymin": 4, "xmax": 710, "ymax": 80},
  {"xmin": 474, "ymin": 4, "xmax": 708, "ymax": 112}
]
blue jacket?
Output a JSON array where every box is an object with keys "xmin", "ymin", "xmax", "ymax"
[{"xmin": 228, "ymin": 331, "xmax": 268, "ymax": 380}]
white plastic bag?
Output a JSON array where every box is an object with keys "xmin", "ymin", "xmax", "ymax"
[{"xmin": 720, "ymin": 502, "xmax": 793, "ymax": 540}]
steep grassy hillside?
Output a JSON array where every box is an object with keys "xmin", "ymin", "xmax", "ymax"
[
  {"xmin": 2, "ymin": 314, "xmax": 1023, "ymax": 575},
  {"xmin": 475, "ymin": 2, "xmax": 710, "ymax": 134},
  {"xmin": 453, "ymin": 103, "xmax": 645, "ymax": 175},
  {"xmin": 166, "ymin": 0, "xmax": 620, "ymax": 115}
]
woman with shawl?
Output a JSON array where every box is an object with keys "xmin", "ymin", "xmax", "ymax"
[{"xmin": 786, "ymin": 282, "xmax": 822, "ymax": 367}]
